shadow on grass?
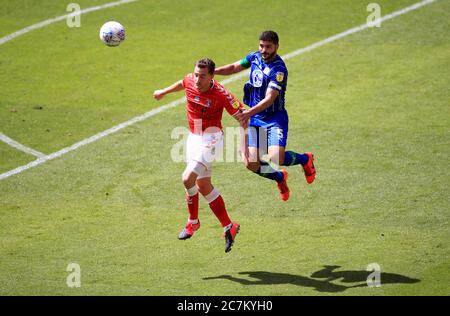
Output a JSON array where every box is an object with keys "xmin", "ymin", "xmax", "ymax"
[
  {"xmin": 310, "ymin": 265, "xmax": 420, "ymax": 285},
  {"xmin": 203, "ymin": 266, "xmax": 420, "ymax": 293}
]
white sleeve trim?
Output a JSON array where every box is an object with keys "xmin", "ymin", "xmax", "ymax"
[{"xmin": 269, "ymin": 82, "xmax": 282, "ymax": 90}]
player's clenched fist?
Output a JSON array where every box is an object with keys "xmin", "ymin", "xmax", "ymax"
[{"xmin": 153, "ymin": 90, "xmax": 166, "ymax": 100}]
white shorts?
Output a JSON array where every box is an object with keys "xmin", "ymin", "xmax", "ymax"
[{"xmin": 186, "ymin": 131, "xmax": 223, "ymax": 179}]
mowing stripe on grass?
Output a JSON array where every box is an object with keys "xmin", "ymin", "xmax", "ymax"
[
  {"xmin": 0, "ymin": 0, "xmax": 139, "ymax": 46},
  {"xmin": 0, "ymin": 133, "xmax": 45, "ymax": 158},
  {"xmin": 0, "ymin": 0, "xmax": 438, "ymax": 181}
]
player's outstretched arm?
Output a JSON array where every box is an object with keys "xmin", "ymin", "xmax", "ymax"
[
  {"xmin": 214, "ymin": 61, "xmax": 245, "ymax": 76},
  {"xmin": 153, "ymin": 80, "xmax": 184, "ymax": 100}
]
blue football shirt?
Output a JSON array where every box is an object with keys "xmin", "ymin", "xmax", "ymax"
[{"xmin": 240, "ymin": 51, "xmax": 288, "ymax": 121}]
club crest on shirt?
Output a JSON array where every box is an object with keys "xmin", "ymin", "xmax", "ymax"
[
  {"xmin": 231, "ymin": 100, "xmax": 240, "ymax": 109},
  {"xmin": 191, "ymin": 95, "xmax": 212, "ymax": 107},
  {"xmin": 276, "ymin": 72, "xmax": 285, "ymax": 83},
  {"xmin": 252, "ymin": 69, "xmax": 263, "ymax": 87}
]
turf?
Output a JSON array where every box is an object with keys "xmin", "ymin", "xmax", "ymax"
[{"xmin": 0, "ymin": 0, "xmax": 449, "ymax": 295}]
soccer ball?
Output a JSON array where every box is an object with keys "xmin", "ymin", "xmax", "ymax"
[{"xmin": 99, "ymin": 21, "xmax": 125, "ymax": 47}]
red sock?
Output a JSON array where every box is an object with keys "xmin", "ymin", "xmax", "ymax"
[
  {"xmin": 209, "ymin": 194, "xmax": 231, "ymax": 227},
  {"xmin": 186, "ymin": 193, "xmax": 199, "ymax": 220}
]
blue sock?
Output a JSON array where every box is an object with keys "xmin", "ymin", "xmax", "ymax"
[
  {"xmin": 282, "ymin": 151, "xmax": 309, "ymax": 166},
  {"xmin": 253, "ymin": 161, "xmax": 284, "ymax": 183}
]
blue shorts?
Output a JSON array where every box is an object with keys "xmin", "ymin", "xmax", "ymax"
[{"xmin": 248, "ymin": 112, "xmax": 289, "ymax": 149}]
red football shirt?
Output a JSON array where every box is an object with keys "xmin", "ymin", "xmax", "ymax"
[{"xmin": 182, "ymin": 73, "xmax": 244, "ymax": 134}]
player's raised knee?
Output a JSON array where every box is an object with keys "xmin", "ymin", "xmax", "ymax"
[{"xmin": 182, "ymin": 170, "xmax": 196, "ymax": 187}]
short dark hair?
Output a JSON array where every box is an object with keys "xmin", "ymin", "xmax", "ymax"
[
  {"xmin": 259, "ymin": 30, "xmax": 279, "ymax": 45},
  {"xmin": 195, "ymin": 58, "xmax": 215, "ymax": 75}
]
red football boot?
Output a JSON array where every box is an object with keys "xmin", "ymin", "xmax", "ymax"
[
  {"xmin": 277, "ymin": 170, "xmax": 290, "ymax": 201},
  {"xmin": 303, "ymin": 152, "xmax": 316, "ymax": 184},
  {"xmin": 224, "ymin": 222, "xmax": 240, "ymax": 253},
  {"xmin": 178, "ymin": 220, "xmax": 200, "ymax": 240}
]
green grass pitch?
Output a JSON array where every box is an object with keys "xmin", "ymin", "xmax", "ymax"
[{"xmin": 0, "ymin": 0, "xmax": 449, "ymax": 295}]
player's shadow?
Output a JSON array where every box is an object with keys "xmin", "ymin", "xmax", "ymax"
[
  {"xmin": 203, "ymin": 266, "xmax": 420, "ymax": 293},
  {"xmin": 204, "ymin": 271, "xmax": 350, "ymax": 293},
  {"xmin": 311, "ymin": 265, "xmax": 420, "ymax": 286}
]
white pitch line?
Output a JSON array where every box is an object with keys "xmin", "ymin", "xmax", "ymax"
[
  {"xmin": 0, "ymin": 99, "xmax": 185, "ymax": 180},
  {"xmin": 283, "ymin": 0, "xmax": 437, "ymax": 61},
  {"xmin": 0, "ymin": 0, "xmax": 139, "ymax": 46},
  {"xmin": 0, "ymin": 133, "xmax": 45, "ymax": 158},
  {"xmin": 0, "ymin": 0, "xmax": 438, "ymax": 181}
]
